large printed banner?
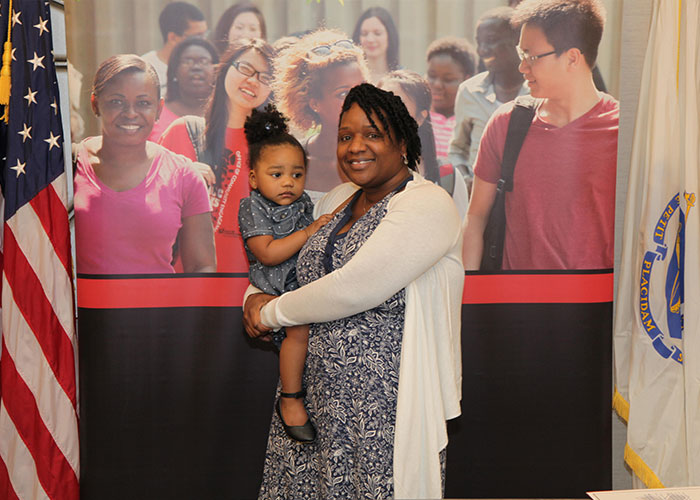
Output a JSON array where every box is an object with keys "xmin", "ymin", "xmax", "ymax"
[
  {"xmin": 77, "ymin": 271, "xmax": 613, "ymax": 498},
  {"xmin": 65, "ymin": 0, "xmax": 621, "ymax": 497}
]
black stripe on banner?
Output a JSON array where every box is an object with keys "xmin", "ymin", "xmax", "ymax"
[
  {"xmin": 79, "ymin": 301, "xmax": 612, "ymax": 498},
  {"xmin": 445, "ymin": 301, "xmax": 613, "ymax": 498},
  {"xmin": 78, "ymin": 306, "xmax": 278, "ymax": 499}
]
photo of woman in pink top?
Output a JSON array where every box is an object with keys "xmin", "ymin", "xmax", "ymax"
[{"xmin": 73, "ymin": 54, "xmax": 215, "ymax": 275}]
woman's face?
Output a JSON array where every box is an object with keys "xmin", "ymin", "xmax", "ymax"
[
  {"xmin": 309, "ymin": 62, "xmax": 365, "ymax": 128},
  {"xmin": 175, "ymin": 45, "xmax": 215, "ymax": 100},
  {"xmin": 359, "ymin": 16, "xmax": 389, "ymax": 61},
  {"xmin": 426, "ymin": 53, "xmax": 467, "ymax": 116},
  {"xmin": 228, "ymin": 11, "xmax": 262, "ymax": 43},
  {"xmin": 93, "ymin": 70, "xmax": 161, "ymax": 146},
  {"xmin": 224, "ymin": 49, "xmax": 272, "ymax": 115},
  {"xmin": 337, "ymin": 102, "xmax": 407, "ymax": 192}
]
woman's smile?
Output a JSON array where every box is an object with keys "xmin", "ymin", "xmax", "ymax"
[
  {"xmin": 116, "ymin": 123, "xmax": 144, "ymax": 134},
  {"xmin": 239, "ymin": 86, "xmax": 258, "ymax": 98},
  {"xmin": 348, "ymin": 158, "xmax": 374, "ymax": 166}
]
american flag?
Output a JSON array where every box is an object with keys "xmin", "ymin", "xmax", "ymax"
[{"xmin": 0, "ymin": 1, "xmax": 79, "ymax": 499}]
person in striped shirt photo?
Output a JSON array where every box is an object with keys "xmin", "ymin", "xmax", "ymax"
[{"xmin": 425, "ymin": 37, "xmax": 477, "ymax": 162}]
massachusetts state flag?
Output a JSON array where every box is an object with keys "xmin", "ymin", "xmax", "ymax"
[
  {"xmin": 0, "ymin": 0, "xmax": 79, "ymax": 498},
  {"xmin": 613, "ymin": 0, "xmax": 700, "ymax": 487}
]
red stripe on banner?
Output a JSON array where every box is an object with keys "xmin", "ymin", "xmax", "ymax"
[
  {"xmin": 78, "ymin": 273, "xmax": 612, "ymax": 309},
  {"xmin": 0, "ymin": 340, "xmax": 79, "ymax": 500},
  {"xmin": 29, "ymin": 185, "xmax": 72, "ymax": 276},
  {"xmin": 0, "ymin": 455, "xmax": 21, "ymax": 500},
  {"xmin": 462, "ymin": 272, "xmax": 614, "ymax": 304},
  {"xmin": 3, "ymin": 229, "xmax": 77, "ymax": 408},
  {"xmin": 77, "ymin": 276, "xmax": 250, "ymax": 308}
]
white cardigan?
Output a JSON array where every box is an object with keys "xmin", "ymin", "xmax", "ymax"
[{"xmin": 259, "ymin": 173, "xmax": 464, "ymax": 499}]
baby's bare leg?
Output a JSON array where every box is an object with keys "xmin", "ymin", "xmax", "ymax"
[{"xmin": 279, "ymin": 324, "xmax": 310, "ymax": 426}]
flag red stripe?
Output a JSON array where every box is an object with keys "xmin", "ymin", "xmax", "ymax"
[
  {"xmin": 76, "ymin": 272, "xmax": 613, "ymax": 309},
  {"xmin": 29, "ymin": 185, "xmax": 72, "ymax": 276},
  {"xmin": 0, "ymin": 340, "xmax": 79, "ymax": 500},
  {"xmin": 3, "ymin": 228, "xmax": 77, "ymax": 408},
  {"xmin": 0, "ymin": 454, "xmax": 21, "ymax": 500}
]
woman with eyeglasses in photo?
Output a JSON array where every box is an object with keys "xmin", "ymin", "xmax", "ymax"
[
  {"xmin": 160, "ymin": 38, "xmax": 275, "ymax": 272},
  {"xmin": 148, "ymin": 37, "xmax": 218, "ymax": 143},
  {"xmin": 273, "ymin": 29, "xmax": 368, "ymax": 202},
  {"xmin": 352, "ymin": 6, "xmax": 400, "ymax": 83}
]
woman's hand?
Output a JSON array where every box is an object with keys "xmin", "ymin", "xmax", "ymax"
[
  {"xmin": 193, "ymin": 161, "xmax": 216, "ymax": 186},
  {"xmin": 243, "ymin": 293, "xmax": 276, "ymax": 338}
]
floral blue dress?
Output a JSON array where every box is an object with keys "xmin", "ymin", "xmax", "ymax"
[{"xmin": 258, "ymin": 188, "xmax": 406, "ymax": 500}]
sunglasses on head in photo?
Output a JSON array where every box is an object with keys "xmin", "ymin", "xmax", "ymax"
[{"xmin": 308, "ymin": 39, "xmax": 355, "ymax": 57}]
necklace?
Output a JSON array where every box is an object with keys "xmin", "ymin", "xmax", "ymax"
[{"xmin": 361, "ymin": 192, "xmax": 372, "ymax": 214}]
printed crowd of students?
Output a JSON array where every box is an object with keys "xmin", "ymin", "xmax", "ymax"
[{"xmin": 73, "ymin": 0, "xmax": 617, "ymax": 276}]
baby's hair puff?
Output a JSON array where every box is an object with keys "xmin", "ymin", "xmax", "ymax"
[{"xmin": 244, "ymin": 104, "xmax": 308, "ymax": 170}]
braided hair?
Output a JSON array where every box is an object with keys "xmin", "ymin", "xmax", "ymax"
[
  {"xmin": 339, "ymin": 83, "xmax": 421, "ymax": 171},
  {"xmin": 244, "ymin": 104, "xmax": 308, "ymax": 171}
]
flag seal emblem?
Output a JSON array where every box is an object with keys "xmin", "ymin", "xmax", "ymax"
[{"xmin": 638, "ymin": 192, "xmax": 695, "ymax": 364}]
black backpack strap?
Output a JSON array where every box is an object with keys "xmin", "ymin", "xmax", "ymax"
[
  {"xmin": 479, "ymin": 96, "xmax": 537, "ymax": 271},
  {"xmin": 499, "ymin": 95, "xmax": 537, "ymax": 193}
]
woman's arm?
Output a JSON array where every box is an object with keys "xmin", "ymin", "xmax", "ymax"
[
  {"xmin": 260, "ymin": 182, "xmax": 462, "ymax": 329},
  {"xmin": 179, "ymin": 212, "xmax": 216, "ymax": 272},
  {"xmin": 246, "ymin": 214, "xmax": 333, "ymax": 266},
  {"xmin": 461, "ymin": 175, "xmax": 498, "ymax": 270}
]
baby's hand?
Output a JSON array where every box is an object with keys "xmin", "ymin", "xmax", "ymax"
[{"xmin": 304, "ymin": 213, "xmax": 334, "ymax": 238}]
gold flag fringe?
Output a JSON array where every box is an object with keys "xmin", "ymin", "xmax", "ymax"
[
  {"xmin": 612, "ymin": 387, "xmax": 630, "ymax": 422},
  {"xmin": 624, "ymin": 444, "xmax": 666, "ymax": 488},
  {"xmin": 0, "ymin": 0, "xmax": 13, "ymax": 122}
]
